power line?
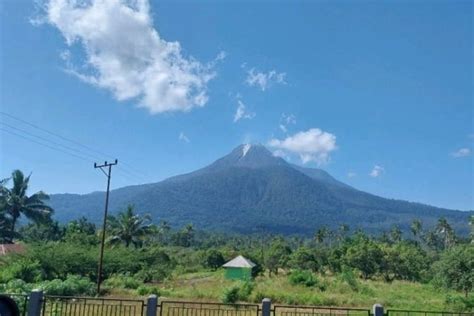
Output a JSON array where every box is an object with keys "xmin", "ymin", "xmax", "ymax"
[
  {"xmin": 0, "ymin": 126, "xmax": 145, "ymax": 183},
  {"xmin": 0, "ymin": 111, "xmax": 149, "ymax": 181},
  {"xmin": 0, "ymin": 121, "xmax": 99, "ymax": 161},
  {"xmin": 0, "ymin": 127, "xmax": 94, "ymax": 163}
]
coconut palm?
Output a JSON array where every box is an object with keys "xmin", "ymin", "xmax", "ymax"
[
  {"xmin": 410, "ymin": 219, "xmax": 422, "ymax": 240},
  {"xmin": 436, "ymin": 217, "xmax": 456, "ymax": 249},
  {"xmin": 0, "ymin": 170, "xmax": 53, "ymax": 243},
  {"xmin": 107, "ymin": 205, "xmax": 152, "ymax": 248}
]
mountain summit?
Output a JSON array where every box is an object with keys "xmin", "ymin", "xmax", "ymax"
[{"xmin": 49, "ymin": 144, "xmax": 472, "ymax": 235}]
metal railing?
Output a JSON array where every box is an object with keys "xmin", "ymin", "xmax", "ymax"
[
  {"xmin": 274, "ymin": 305, "xmax": 371, "ymax": 316},
  {"xmin": 41, "ymin": 295, "xmax": 146, "ymax": 316},
  {"xmin": 159, "ymin": 300, "xmax": 261, "ymax": 316},
  {"xmin": 386, "ymin": 310, "xmax": 473, "ymax": 316},
  {"xmin": 2, "ymin": 292, "xmax": 473, "ymax": 316}
]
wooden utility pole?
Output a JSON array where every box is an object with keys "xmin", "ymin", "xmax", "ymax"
[{"xmin": 94, "ymin": 159, "xmax": 118, "ymax": 295}]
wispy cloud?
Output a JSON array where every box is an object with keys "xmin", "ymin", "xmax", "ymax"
[
  {"xmin": 451, "ymin": 148, "xmax": 471, "ymax": 158},
  {"xmin": 179, "ymin": 132, "xmax": 190, "ymax": 143},
  {"xmin": 369, "ymin": 165, "xmax": 384, "ymax": 178},
  {"xmin": 245, "ymin": 67, "xmax": 286, "ymax": 91},
  {"xmin": 37, "ymin": 0, "xmax": 221, "ymax": 114},
  {"xmin": 233, "ymin": 100, "xmax": 255, "ymax": 123},
  {"xmin": 279, "ymin": 113, "xmax": 296, "ymax": 133},
  {"xmin": 268, "ymin": 128, "xmax": 337, "ymax": 165},
  {"xmin": 347, "ymin": 172, "xmax": 357, "ymax": 178}
]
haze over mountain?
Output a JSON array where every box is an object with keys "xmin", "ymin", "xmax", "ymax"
[{"xmin": 49, "ymin": 144, "xmax": 472, "ymax": 235}]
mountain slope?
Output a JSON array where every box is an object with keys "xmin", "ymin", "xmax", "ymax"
[{"xmin": 49, "ymin": 144, "xmax": 472, "ymax": 235}]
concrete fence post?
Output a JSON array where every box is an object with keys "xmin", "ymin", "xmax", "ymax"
[
  {"xmin": 261, "ymin": 298, "xmax": 272, "ymax": 316},
  {"xmin": 146, "ymin": 294, "xmax": 158, "ymax": 316},
  {"xmin": 372, "ymin": 304, "xmax": 384, "ymax": 316},
  {"xmin": 27, "ymin": 289, "xmax": 43, "ymax": 316}
]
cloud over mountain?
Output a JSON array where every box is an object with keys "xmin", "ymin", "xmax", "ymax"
[
  {"xmin": 268, "ymin": 128, "xmax": 337, "ymax": 164},
  {"xmin": 40, "ymin": 0, "xmax": 217, "ymax": 114}
]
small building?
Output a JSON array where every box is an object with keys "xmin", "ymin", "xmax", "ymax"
[
  {"xmin": 223, "ymin": 255, "xmax": 256, "ymax": 280},
  {"xmin": 0, "ymin": 243, "xmax": 25, "ymax": 256}
]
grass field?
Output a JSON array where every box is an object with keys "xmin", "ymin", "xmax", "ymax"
[{"xmin": 106, "ymin": 270, "xmax": 472, "ymax": 312}]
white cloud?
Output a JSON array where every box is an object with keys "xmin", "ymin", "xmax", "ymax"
[
  {"xmin": 38, "ymin": 0, "xmax": 219, "ymax": 114},
  {"xmin": 233, "ymin": 100, "xmax": 255, "ymax": 123},
  {"xmin": 178, "ymin": 132, "xmax": 190, "ymax": 143},
  {"xmin": 268, "ymin": 128, "xmax": 337, "ymax": 164},
  {"xmin": 279, "ymin": 113, "xmax": 296, "ymax": 133},
  {"xmin": 245, "ymin": 68, "xmax": 286, "ymax": 91},
  {"xmin": 451, "ymin": 148, "xmax": 471, "ymax": 158},
  {"xmin": 369, "ymin": 165, "xmax": 384, "ymax": 178},
  {"xmin": 347, "ymin": 172, "xmax": 357, "ymax": 178}
]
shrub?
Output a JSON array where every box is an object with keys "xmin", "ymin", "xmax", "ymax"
[
  {"xmin": 0, "ymin": 258, "xmax": 43, "ymax": 283},
  {"xmin": 136, "ymin": 285, "xmax": 161, "ymax": 296},
  {"xmin": 0, "ymin": 279, "xmax": 34, "ymax": 294},
  {"xmin": 134, "ymin": 268, "xmax": 170, "ymax": 283},
  {"xmin": 39, "ymin": 275, "xmax": 95, "ymax": 296},
  {"xmin": 238, "ymin": 281, "xmax": 255, "ymax": 301},
  {"xmin": 288, "ymin": 270, "xmax": 317, "ymax": 287},
  {"xmin": 221, "ymin": 285, "xmax": 240, "ymax": 304},
  {"xmin": 339, "ymin": 268, "xmax": 359, "ymax": 291},
  {"xmin": 103, "ymin": 274, "xmax": 141, "ymax": 289}
]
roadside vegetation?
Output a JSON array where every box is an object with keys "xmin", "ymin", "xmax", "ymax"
[{"xmin": 1, "ymin": 169, "xmax": 473, "ymax": 312}]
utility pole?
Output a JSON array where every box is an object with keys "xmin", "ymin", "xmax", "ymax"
[{"xmin": 94, "ymin": 159, "xmax": 118, "ymax": 295}]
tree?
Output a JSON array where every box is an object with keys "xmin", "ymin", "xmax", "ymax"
[
  {"xmin": 314, "ymin": 226, "xmax": 329, "ymax": 244},
  {"xmin": 344, "ymin": 235, "xmax": 383, "ymax": 279},
  {"xmin": 157, "ymin": 220, "xmax": 171, "ymax": 245},
  {"xmin": 204, "ymin": 249, "xmax": 225, "ymax": 270},
  {"xmin": 107, "ymin": 205, "xmax": 152, "ymax": 248},
  {"xmin": 469, "ymin": 215, "xmax": 473, "ymax": 244},
  {"xmin": 19, "ymin": 219, "xmax": 64, "ymax": 242},
  {"xmin": 410, "ymin": 219, "xmax": 422, "ymax": 240},
  {"xmin": 265, "ymin": 237, "xmax": 291, "ymax": 276},
  {"xmin": 290, "ymin": 246, "xmax": 319, "ymax": 272},
  {"xmin": 433, "ymin": 244, "xmax": 473, "ymax": 297},
  {"xmin": 436, "ymin": 217, "xmax": 456, "ymax": 249},
  {"xmin": 64, "ymin": 217, "xmax": 98, "ymax": 245},
  {"xmin": 0, "ymin": 170, "xmax": 53, "ymax": 243},
  {"xmin": 174, "ymin": 223, "xmax": 195, "ymax": 247},
  {"xmin": 390, "ymin": 225, "xmax": 402, "ymax": 243}
]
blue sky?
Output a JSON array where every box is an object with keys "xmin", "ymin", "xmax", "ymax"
[{"xmin": 0, "ymin": 0, "xmax": 472, "ymax": 210}]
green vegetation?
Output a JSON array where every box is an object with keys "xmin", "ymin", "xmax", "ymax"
[{"xmin": 1, "ymin": 169, "xmax": 473, "ymax": 312}]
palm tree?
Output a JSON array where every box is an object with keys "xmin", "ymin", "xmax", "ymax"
[
  {"xmin": 410, "ymin": 219, "xmax": 422, "ymax": 241},
  {"xmin": 0, "ymin": 170, "xmax": 53, "ymax": 243},
  {"xmin": 314, "ymin": 226, "xmax": 329, "ymax": 244},
  {"xmin": 436, "ymin": 217, "xmax": 456, "ymax": 249},
  {"xmin": 469, "ymin": 215, "xmax": 474, "ymax": 244},
  {"xmin": 107, "ymin": 205, "xmax": 152, "ymax": 248},
  {"xmin": 390, "ymin": 225, "xmax": 402, "ymax": 243}
]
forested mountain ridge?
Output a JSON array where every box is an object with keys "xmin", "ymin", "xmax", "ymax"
[{"xmin": 49, "ymin": 144, "xmax": 472, "ymax": 235}]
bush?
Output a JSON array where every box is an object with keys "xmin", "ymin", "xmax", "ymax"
[
  {"xmin": 339, "ymin": 268, "xmax": 359, "ymax": 291},
  {"xmin": 134, "ymin": 268, "xmax": 170, "ymax": 283},
  {"xmin": 444, "ymin": 294, "xmax": 474, "ymax": 312},
  {"xmin": 221, "ymin": 285, "xmax": 240, "ymax": 304},
  {"xmin": 136, "ymin": 285, "xmax": 161, "ymax": 296},
  {"xmin": 39, "ymin": 275, "xmax": 95, "ymax": 296},
  {"xmin": 288, "ymin": 270, "xmax": 317, "ymax": 287},
  {"xmin": 103, "ymin": 274, "xmax": 141, "ymax": 289},
  {"xmin": 0, "ymin": 258, "xmax": 43, "ymax": 283},
  {"xmin": 0, "ymin": 279, "xmax": 34, "ymax": 294}
]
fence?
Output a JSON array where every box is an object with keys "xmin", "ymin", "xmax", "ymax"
[
  {"xmin": 386, "ymin": 310, "xmax": 473, "ymax": 316},
  {"xmin": 273, "ymin": 304, "xmax": 371, "ymax": 316},
  {"xmin": 1, "ymin": 291, "xmax": 473, "ymax": 316},
  {"xmin": 41, "ymin": 295, "xmax": 146, "ymax": 316}
]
